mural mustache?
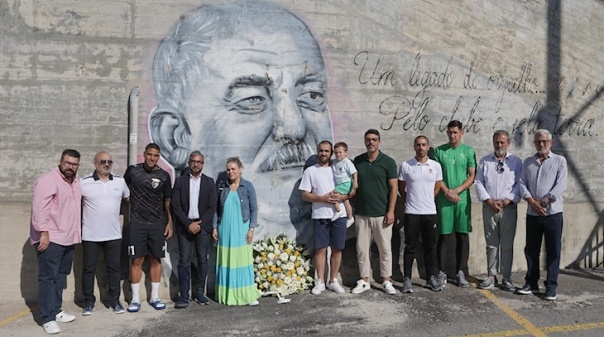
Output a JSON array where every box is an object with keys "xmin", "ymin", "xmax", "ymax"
[{"xmin": 258, "ymin": 140, "xmax": 313, "ymax": 172}]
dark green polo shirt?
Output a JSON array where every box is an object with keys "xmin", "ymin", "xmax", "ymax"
[{"xmin": 353, "ymin": 151, "xmax": 398, "ymax": 217}]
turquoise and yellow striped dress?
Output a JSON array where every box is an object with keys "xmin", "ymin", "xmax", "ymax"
[{"xmin": 216, "ymin": 191, "xmax": 260, "ymax": 305}]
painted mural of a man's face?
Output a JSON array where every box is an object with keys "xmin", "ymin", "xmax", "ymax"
[
  {"xmin": 149, "ymin": 3, "xmax": 333, "ymax": 241},
  {"xmin": 183, "ymin": 17, "xmax": 330, "ymax": 178}
]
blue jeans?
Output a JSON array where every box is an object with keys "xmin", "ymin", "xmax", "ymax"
[
  {"xmin": 524, "ymin": 213, "xmax": 563, "ymax": 292},
  {"xmin": 177, "ymin": 227, "xmax": 211, "ymax": 300},
  {"xmin": 36, "ymin": 242, "xmax": 75, "ymax": 324}
]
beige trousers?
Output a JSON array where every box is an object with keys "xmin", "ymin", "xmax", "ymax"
[{"xmin": 355, "ymin": 215, "xmax": 393, "ymax": 279}]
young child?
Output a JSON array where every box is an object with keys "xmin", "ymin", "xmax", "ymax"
[{"xmin": 332, "ymin": 142, "xmax": 358, "ymax": 227}]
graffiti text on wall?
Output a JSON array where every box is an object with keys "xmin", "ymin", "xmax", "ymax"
[{"xmin": 354, "ymin": 51, "xmax": 602, "ymax": 137}]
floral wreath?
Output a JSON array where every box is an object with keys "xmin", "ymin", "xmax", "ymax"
[{"xmin": 253, "ymin": 234, "xmax": 313, "ymax": 296}]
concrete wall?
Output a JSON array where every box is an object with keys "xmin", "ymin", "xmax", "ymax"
[{"xmin": 1, "ymin": 0, "xmax": 603, "ymax": 304}]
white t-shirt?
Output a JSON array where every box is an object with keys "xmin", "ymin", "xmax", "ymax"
[
  {"xmin": 80, "ymin": 172, "xmax": 130, "ymax": 241},
  {"xmin": 299, "ymin": 164, "xmax": 341, "ymax": 219},
  {"xmin": 398, "ymin": 158, "xmax": 442, "ymax": 215},
  {"xmin": 332, "ymin": 157, "xmax": 357, "ymax": 185}
]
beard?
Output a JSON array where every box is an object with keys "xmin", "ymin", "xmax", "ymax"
[
  {"xmin": 494, "ymin": 149, "xmax": 506, "ymax": 157},
  {"xmin": 60, "ymin": 168, "xmax": 76, "ymax": 179}
]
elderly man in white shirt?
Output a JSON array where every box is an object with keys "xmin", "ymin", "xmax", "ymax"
[
  {"xmin": 475, "ymin": 130, "xmax": 522, "ymax": 291},
  {"xmin": 516, "ymin": 129, "xmax": 567, "ymax": 301}
]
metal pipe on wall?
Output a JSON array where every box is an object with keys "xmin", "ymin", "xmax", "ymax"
[{"xmin": 128, "ymin": 86, "xmax": 140, "ymax": 166}]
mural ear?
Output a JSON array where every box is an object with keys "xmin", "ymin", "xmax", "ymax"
[{"xmin": 149, "ymin": 108, "xmax": 191, "ymax": 171}]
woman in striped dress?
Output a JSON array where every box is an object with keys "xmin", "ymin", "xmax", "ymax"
[{"xmin": 212, "ymin": 157, "xmax": 260, "ymax": 305}]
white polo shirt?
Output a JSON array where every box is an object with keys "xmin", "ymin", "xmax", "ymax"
[
  {"xmin": 398, "ymin": 158, "xmax": 442, "ymax": 215},
  {"xmin": 80, "ymin": 171, "xmax": 130, "ymax": 242}
]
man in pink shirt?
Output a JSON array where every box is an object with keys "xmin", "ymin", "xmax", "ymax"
[{"xmin": 30, "ymin": 149, "xmax": 82, "ymax": 335}]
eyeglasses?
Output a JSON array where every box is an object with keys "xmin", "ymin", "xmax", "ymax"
[
  {"xmin": 189, "ymin": 160, "xmax": 204, "ymax": 164},
  {"xmin": 99, "ymin": 160, "xmax": 113, "ymax": 165},
  {"xmin": 62, "ymin": 161, "xmax": 80, "ymax": 168},
  {"xmin": 496, "ymin": 161, "xmax": 504, "ymax": 174}
]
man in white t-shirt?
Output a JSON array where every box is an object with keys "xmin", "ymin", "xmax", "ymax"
[
  {"xmin": 80, "ymin": 151, "xmax": 130, "ymax": 315},
  {"xmin": 398, "ymin": 136, "xmax": 443, "ymax": 293},
  {"xmin": 299, "ymin": 141, "xmax": 353, "ymax": 295}
]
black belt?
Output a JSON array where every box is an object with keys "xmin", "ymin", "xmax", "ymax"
[{"xmin": 189, "ymin": 218, "xmax": 200, "ymax": 222}]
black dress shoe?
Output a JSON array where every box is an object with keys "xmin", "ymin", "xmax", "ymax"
[{"xmin": 193, "ymin": 294, "xmax": 209, "ymax": 305}]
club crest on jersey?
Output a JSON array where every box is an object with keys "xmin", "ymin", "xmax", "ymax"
[{"xmin": 151, "ymin": 178, "xmax": 161, "ymax": 189}]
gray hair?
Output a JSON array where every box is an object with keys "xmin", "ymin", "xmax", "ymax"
[
  {"xmin": 533, "ymin": 129, "xmax": 552, "ymax": 141},
  {"xmin": 151, "ymin": 2, "xmax": 321, "ymax": 117},
  {"xmin": 189, "ymin": 150, "xmax": 203, "ymax": 158},
  {"xmin": 493, "ymin": 130, "xmax": 510, "ymax": 141},
  {"xmin": 152, "ymin": 5, "xmax": 226, "ymax": 115}
]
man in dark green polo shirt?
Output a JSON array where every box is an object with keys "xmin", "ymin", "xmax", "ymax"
[{"xmin": 351, "ymin": 129, "xmax": 399, "ymax": 295}]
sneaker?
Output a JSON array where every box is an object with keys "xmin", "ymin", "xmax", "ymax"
[
  {"xmin": 55, "ymin": 311, "xmax": 75, "ymax": 323},
  {"xmin": 42, "ymin": 321, "xmax": 60, "ymax": 334},
  {"xmin": 111, "ymin": 302, "xmax": 125, "ymax": 314},
  {"xmin": 127, "ymin": 302, "xmax": 141, "ymax": 313},
  {"xmin": 516, "ymin": 283, "xmax": 539, "ymax": 295},
  {"xmin": 426, "ymin": 275, "xmax": 443, "ymax": 292},
  {"xmin": 175, "ymin": 300, "xmax": 189, "ymax": 309},
  {"xmin": 149, "ymin": 300, "xmax": 167, "ymax": 310},
  {"xmin": 383, "ymin": 280, "xmax": 396, "ymax": 295},
  {"xmin": 328, "ymin": 279, "xmax": 346, "ymax": 294},
  {"xmin": 311, "ymin": 280, "xmax": 326, "ymax": 295},
  {"xmin": 331, "ymin": 209, "xmax": 346, "ymax": 221},
  {"xmin": 248, "ymin": 300, "xmax": 260, "ymax": 306},
  {"xmin": 194, "ymin": 293, "xmax": 209, "ymax": 305},
  {"xmin": 544, "ymin": 291, "xmax": 557, "ymax": 301},
  {"xmin": 456, "ymin": 271, "xmax": 470, "ymax": 288},
  {"xmin": 82, "ymin": 304, "xmax": 94, "ymax": 316},
  {"xmin": 501, "ymin": 278, "xmax": 516, "ymax": 292},
  {"xmin": 402, "ymin": 277, "xmax": 413, "ymax": 293},
  {"xmin": 438, "ymin": 271, "xmax": 447, "ymax": 288},
  {"xmin": 346, "ymin": 218, "xmax": 355, "ymax": 228},
  {"xmin": 352, "ymin": 279, "xmax": 371, "ymax": 294},
  {"xmin": 480, "ymin": 276, "xmax": 497, "ymax": 290}
]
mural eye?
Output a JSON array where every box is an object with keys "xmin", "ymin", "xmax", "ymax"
[
  {"xmin": 297, "ymin": 90, "xmax": 325, "ymax": 112},
  {"xmin": 233, "ymin": 96, "xmax": 268, "ymax": 114},
  {"xmin": 226, "ymin": 86, "xmax": 270, "ymax": 115}
]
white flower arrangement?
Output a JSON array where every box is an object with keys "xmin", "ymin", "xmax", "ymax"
[{"xmin": 253, "ymin": 234, "xmax": 313, "ymax": 296}]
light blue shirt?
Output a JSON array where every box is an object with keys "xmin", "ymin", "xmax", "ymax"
[
  {"xmin": 475, "ymin": 152, "xmax": 523, "ymax": 204},
  {"xmin": 519, "ymin": 151, "xmax": 567, "ymax": 216}
]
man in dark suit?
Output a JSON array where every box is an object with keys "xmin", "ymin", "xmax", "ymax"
[{"xmin": 171, "ymin": 151, "xmax": 217, "ymax": 308}]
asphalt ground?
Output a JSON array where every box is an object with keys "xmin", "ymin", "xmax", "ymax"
[{"xmin": 2, "ymin": 269, "xmax": 604, "ymax": 337}]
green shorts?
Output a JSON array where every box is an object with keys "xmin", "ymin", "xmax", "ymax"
[
  {"xmin": 334, "ymin": 181, "xmax": 352, "ymax": 195},
  {"xmin": 437, "ymin": 202, "xmax": 472, "ymax": 234}
]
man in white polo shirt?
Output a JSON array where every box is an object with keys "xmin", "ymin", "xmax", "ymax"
[
  {"xmin": 398, "ymin": 135, "xmax": 444, "ymax": 293},
  {"xmin": 80, "ymin": 151, "xmax": 130, "ymax": 315}
]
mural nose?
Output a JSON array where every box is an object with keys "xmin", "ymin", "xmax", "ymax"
[{"xmin": 272, "ymin": 91, "xmax": 307, "ymax": 143}]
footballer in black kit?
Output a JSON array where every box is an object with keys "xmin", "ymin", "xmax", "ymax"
[{"xmin": 124, "ymin": 163, "xmax": 172, "ymax": 258}]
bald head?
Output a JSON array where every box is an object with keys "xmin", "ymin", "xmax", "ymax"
[{"xmin": 94, "ymin": 151, "xmax": 113, "ymax": 178}]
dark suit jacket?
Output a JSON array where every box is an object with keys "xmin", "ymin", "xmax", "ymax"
[{"xmin": 171, "ymin": 173, "xmax": 217, "ymax": 233}]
